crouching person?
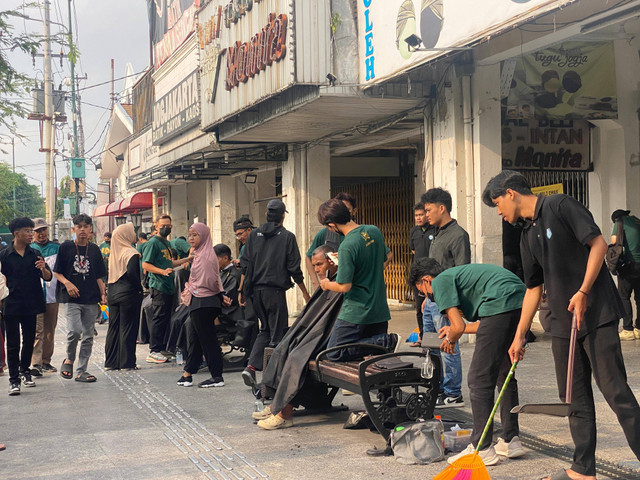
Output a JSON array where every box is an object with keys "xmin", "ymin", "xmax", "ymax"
[{"xmin": 410, "ymin": 258, "xmax": 527, "ymax": 466}]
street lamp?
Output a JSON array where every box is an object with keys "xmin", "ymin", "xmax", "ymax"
[
  {"xmin": 130, "ymin": 211, "xmax": 143, "ymax": 235},
  {"xmin": 114, "ymin": 215, "xmax": 126, "ymax": 226}
]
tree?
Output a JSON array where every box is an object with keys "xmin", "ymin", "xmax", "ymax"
[
  {"xmin": 0, "ymin": 161, "xmax": 45, "ymax": 225},
  {"xmin": 0, "ymin": 5, "xmax": 41, "ymax": 135},
  {"xmin": 55, "ymin": 175, "xmax": 72, "ymax": 218}
]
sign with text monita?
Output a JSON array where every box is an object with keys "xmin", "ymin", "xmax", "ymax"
[
  {"xmin": 502, "ymin": 118, "xmax": 590, "ymax": 171},
  {"xmin": 148, "ymin": 0, "xmax": 200, "ymax": 68},
  {"xmin": 152, "ymin": 69, "xmax": 200, "ymax": 145},
  {"xmin": 357, "ymin": 0, "xmax": 574, "ymax": 83}
]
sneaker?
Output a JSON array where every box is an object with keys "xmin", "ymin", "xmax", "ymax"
[
  {"xmin": 176, "ymin": 375, "xmax": 193, "ymax": 387},
  {"xmin": 388, "ymin": 333, "xmax": 402, "ymax": 353},
  {"xmin": 146, "ymin": 352, "xmax": 168, "ymax": 363},
  {"xmin": 20, "ymin": 372, "xmax": 36, "ymax": 387},
  {"xmin": 42, "ymin": 363, "xmax": 58, "ymax": 373},
  {"xmin": 252, "ymin": 405, "xmax": 272, "ymax": 421},
  {"xmin": 619, "ymin": 329, "xmax": 636, "ymax": 341},
  {"xmin": 447, "ymin": 443, "xmax": 499, "ymax": 466},
  {"xmin": 8, "ymin": 382, "xmax": 20, "ymax": 396},
  {"xmin": 257, "ymin": 415, "xmax": 293, "ymax": 430},
  {"xmin": 635, "ymin": 328, "xmax": 640, "ymax": 340},
  {"xmin": 495, "ymin": 436, "xmax": 525, "ymax": 458},
  {"xmin": 242, "ymin": 367, "xmax": 256, "ymax": 388},
  {"xmin": 30, "ymin": 365, "xmax": 43, "ymax": 377},
  {"xmin": 198, "ymin": 377, "xmax": 225, "ymax": 388},
  {"xmin": 161, "ymin": 350, "xmax": 176, "ymax": 360},
  {"xmin": 436, "ymin": 393, "xmax": 465, "ymax": 409}
]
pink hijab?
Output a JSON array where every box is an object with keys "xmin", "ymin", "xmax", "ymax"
[{"xmin": 187, "ymin": 222, "xmax": 223, "ymax": 298}]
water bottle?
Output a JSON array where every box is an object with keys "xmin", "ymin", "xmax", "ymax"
[
  {"xmin": 434, "ymin": 415, "xmax": 445, "ymax": 450},
  {"xmin": 176, "ymin": 349, "xmax": 184, "ymax": 365},
  {"xmin": 254, "ymin": 401, "xmax": 263, "ymax": 413},
  {"xmin": 421, "ymin": 354, "xmax": 434, "ymax": 379}
]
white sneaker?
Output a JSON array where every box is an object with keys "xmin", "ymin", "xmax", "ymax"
[
  {"xmin": 146, "ymin": 352, "xmax": 168, "ymax": 363},
  {"xmin": 495, "ymin": 436, "xmax": 525, "ymax": 458},
  {"xmin": 620, "ymin": 330, "xmax": 636, "ymax": 341},
  {"xmin": 447, "ymin": 443, "xmax": 500, "ymax": 466}
]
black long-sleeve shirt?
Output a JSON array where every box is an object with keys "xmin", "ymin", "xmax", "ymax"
[{"xmin": 108, "ymin": 256, "xmax": 142, "ymax": 304}]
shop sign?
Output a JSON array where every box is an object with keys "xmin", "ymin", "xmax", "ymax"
[
  {"xmin": 504, "ymin": 42, "xmax": 617, "ymax": 120},
  {"xmin": 133, "ymin": 70, "xmax": 154, "ymax": 134},
  {"xmin": 148, "ymin": 0, "xmax": 200, "ymax": 68},
  {"xmin": 152, "ymin": 69, "xmax": 201, "ymax": 145},
  {"xmin": 531, "ymin": 183, "xmax": 564, "ymax": 196},
  {"xmin": 502, "ymin": 119, "xmax": 590, "ymax": 171},
  {"xmin": 357, "ymin": 0, "xmax": 573, "ymax": 84},
  {"xmin": 198, "ymin": 3, "xmax": 223, "ymax": 104}
]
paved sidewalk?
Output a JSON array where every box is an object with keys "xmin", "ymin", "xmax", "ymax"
[{"xmin": 1, "ymin": 310, "xmax": 639, "ymax": 480}]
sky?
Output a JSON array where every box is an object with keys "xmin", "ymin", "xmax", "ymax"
[{"xmin": 0, "ymin": 0, "xmax": 150, "ymax": 206}]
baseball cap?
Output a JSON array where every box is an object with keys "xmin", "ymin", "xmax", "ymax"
[
  {"xmin": 233, "ymin": 216, "xmax": 254, "ymax": 231},
  {"xmin": 33, "ymin": 218, "xmax": 49, "ymax": 231},
  {"xmin": 611, "ymin": 209, "xmax": 631, "ymax": 222},
  {"xmin": 266, "ymin": 199, "xmax": 288, "ymax": 215}
]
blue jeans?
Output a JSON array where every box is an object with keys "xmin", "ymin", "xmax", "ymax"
[
  {"xmin": 326, "ymin": 319, "xmax": 391, "ymax": 361},
  {"xmin": 423, "ymin": 298, "xmax": 462, "ymax": 397}
]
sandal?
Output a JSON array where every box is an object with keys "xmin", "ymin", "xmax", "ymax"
[
  {"xmin": 75, "ymin": 372, "xmax": 97, "ymax": 383},
  {"xmin": 60, "ymin": 361, "xmax": 73, "ymax": 379},
  {"xmin": 540, "ymin": 470, "xmax": 572, "ymax": 480}
]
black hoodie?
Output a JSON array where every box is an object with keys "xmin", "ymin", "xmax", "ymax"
[{"xmin": 240, "ymin": 222, "xmax": 304, "ymax": 291}]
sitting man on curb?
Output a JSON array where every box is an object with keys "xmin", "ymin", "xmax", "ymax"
[
  {"xmin": 410, "ymin": 257, "xmax": 527, "ymax": 466},
  {"xmin": 254, "ymin": 245, "xmax": 343, "ymax": 430},
  {"xmin": 318, "ymin": 199, "xmax": 399, "ymax": 360}
]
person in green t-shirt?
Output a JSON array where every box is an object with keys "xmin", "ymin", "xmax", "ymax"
[
  {"xmin": 99, "ymin": 232, "xmax": 111, "ymax": 280},
  {"xmin": 141, "ymin": 214, "xmax": 193, "ymax": 363},
  {"xmin": 171, "ymin": 236, "xmax": 191, "ymax": 259},
  {"xmin": 410, "ymin": 258, "xmax": 526, "ymax": 464},
  {"xmin": 317, "ymin": 198, "xmax": 399, "ymax": 361},
  {"xmin": 611, "ymin": 209, "xmax": 640, "ymax": 340}
]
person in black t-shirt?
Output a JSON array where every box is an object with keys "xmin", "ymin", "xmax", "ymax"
[
  {"xmin": 54, "ymin": 214, "xmax": 107, "ymax": 383},
  {"xmin": 483, "ymin": 170, "xmax": 640, "ymax": 480},
  {"xmin": 0, "ymin": 217, "xmax": 52, "ymax": 395}
]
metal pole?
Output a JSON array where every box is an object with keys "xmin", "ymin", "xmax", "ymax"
[
  {"xmin": 12, "ymin": 137, "xmax": 16, "ymax": 212},
  {"xmin": 43, "ymin": 0, "xmax": 55, "ymax": 227},
  {"xmin": 109, "ymin": 59, "xmax": 115, "ymax": 232},
  {"xmin": 68, "ymin": 0, "xmax": 81, "ymax": 216}
]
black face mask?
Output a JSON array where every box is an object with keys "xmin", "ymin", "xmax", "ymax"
[{"xmin": 159, "ymin": 227, "xmax": 172, "ymax": 237}]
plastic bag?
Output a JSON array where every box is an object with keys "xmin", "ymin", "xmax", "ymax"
[{"xmin": 390, "ymin": 420, "xmax": 444, "ymax": 465}]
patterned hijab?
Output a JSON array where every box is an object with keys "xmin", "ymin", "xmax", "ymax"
[{"xmin": 187, "ymin": 222, "xmax": 223, "ymax": 298}]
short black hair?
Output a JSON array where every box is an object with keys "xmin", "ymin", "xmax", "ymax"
[
  {"xmin": 482, "ymin": 170, "xmax": 533, "ymax": 207},
  {"xmin": 318, "ymin": 198, "xmax": 351, "ymax": 226},
  {"xmin": 414, "ymin": 202, "xmax": 425, "ymax": 211},
  {"xmin": 408, "ymin": 257, "xmax": 444, "ymax": 286},
  {"xmin": 157, "ymin": 214, "xmax": 172, "ymax": 222},
  {"xmin": 104, "ymin": 232, "xmax": 112, "ymax": 237},
  {"xmin": 214, "ymin": 243, "xmax": 232, "ymax": 258},
  {"xmin": 233, "ymin": 216, "xmax": 253, "ymax": 231},
  {"xmin": 138, "ymin": 232, "xmax": 148, "ymax": 240},
  {"xmin": 421, "ymin": 188, "xmax": 452, "ymax": 213},
  {"xmin": 266, "ymin": 211, "xmax": 284, "ymax": 223},
  {"xmin": 312, "ymin": 244, "xmax": 336, "ymax": 257},
  {"xmin": 334, "ymin": 192, "xmax": 357, "ymax": 209},
  {"xmin": 9, "ymin": 217, "xmax": 35, "ymax": 234},
  {"xmin": 72, "ymin": 214, "xmax": 93, "ymax": 226}
]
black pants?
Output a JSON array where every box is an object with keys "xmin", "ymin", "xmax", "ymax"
[
  {"xmin": 105, "ymin": 295, "xmax": 142, "ymax": 369},
  {"xmin": 184, "ymin": 307, "xmax": 223, "ymax": 379},
  {"xmin": 468, "ymin": 310, "xmax": 520, "ymax": 449},
  {"xmin": 4, "ymin": 314, "xmax": 37, "ymax": 383},
  {"xmin": 618, "ymin": 263, "xmax": 640, "ymax": 330},
  {"xmin": 247, "ymin": 287, "xmax": 288, "ymax": 370},
  {"xmin": 412, "ymin": 285, "xmax": 424, "ymax": 339},
  {"xmin": 149, "ymin": 288, "xmax": 173, "ymax": 353},
  {"xmin": 551, "ymin": 321, "xmax": 640, "ymax": 476},
  {"xmin": 326, "ymin": 319, "xmax": 391, "ymax": 362}
]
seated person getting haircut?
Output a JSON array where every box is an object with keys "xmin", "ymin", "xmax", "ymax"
[
  {"xmin": 317, "ymin": 199, "xmax": 399, "ymax": 361},
  {"xmin": 255, "ymin": 245, "xmax": 342, "ymax": 430}
]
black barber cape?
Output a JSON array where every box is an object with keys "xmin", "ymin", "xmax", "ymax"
[{"xmin": 262, "ymin": 277, "xmax": 344, "ymax": 415}]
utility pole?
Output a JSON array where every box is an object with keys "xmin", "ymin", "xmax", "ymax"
[
  {"xmin": 109, "ymin": 58, "xmax": 115, "ymax": 232},
  {"xmin": 12, "ymin": 137, "xmax": 16, "ymax": 212},
  {"xmin": 67, "ymin": 0, "xmax": 81, "ymax": 216},
  {"xmin": 43, "ymin": 0, "xmax": 55, "ymax": 228}
]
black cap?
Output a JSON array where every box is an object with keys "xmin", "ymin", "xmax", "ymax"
[
  {"xmin": 612, "ymin": 209, "xmax": 631, "ymax": 222},
  {"xmin": 233, "ymin": 216, "xmax": 253, "ymax": 231},
  {"xmin": 266, "ymin": 199, "xmax": 288, "ymax": 215}
]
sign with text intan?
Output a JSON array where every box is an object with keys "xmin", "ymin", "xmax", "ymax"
[
  {"xmin": 152, "ymin": 69, "xmax": 201, "ymax": 145},
  {"xmin": 357, "ymin": 0, "xmax": 574, "ymax": 84}
]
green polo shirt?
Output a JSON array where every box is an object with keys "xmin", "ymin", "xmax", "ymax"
[
  {"xmin": 612, "ymin": 215, "xmax": 640, "ymax": 263},
  {"xmin": 171, "ymin": 237, "xmax": 190, "ymax": 259},
  {"xmin": 306, "ymin": 227, "xmax": 345, "ymax": 258},
  {"xmin": 336, "ymin": 225, "xmax": 390, "ymax": 325},
  {"xmin": 141, "ymin": 236, "xmax": 175, "ymax": 295},
  {"xmin": 432, "ymin": 264, "xmax": 525, "ymax": 322}
]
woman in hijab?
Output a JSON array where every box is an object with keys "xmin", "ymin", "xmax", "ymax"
[
  {"xmin": 105, "ymin": 223, "xmax": 143, "ymax": 370},
  {"xmin": 177, "ymin": 222, "xmax": 225, "ymax": 388}
]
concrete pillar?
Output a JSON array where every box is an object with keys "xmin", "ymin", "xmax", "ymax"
[
  {"xmin": 169, "ymin": 183, "xmax": 189, "ymax": 239},
  {"xmin": 472, "ymin": 63, "xmax": 503, "ymax": 266},
  {"xmin": 208, "ymin": 177, "xmax": 237, "ymax": 248}
]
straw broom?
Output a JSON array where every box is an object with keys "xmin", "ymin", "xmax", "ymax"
[{"xmin": 433, "ymin": 359, "xmax": 520, "ymax": 480}]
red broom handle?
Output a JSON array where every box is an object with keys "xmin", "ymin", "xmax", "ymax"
[{"xmin": 565, "ymin": 312, "xmax": 578, "ymax": 404}]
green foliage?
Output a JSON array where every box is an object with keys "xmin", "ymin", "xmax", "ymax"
[
  {"xmin": 0, "ymin": 161, "xmax": 45, "ymax": 225},
  {"xmin": 0, "ymin": 6, "xmax": 42, "ymax": 135},
  {"xmin": 55, "ymin": 175, "xmax": 72, "ymax": 218}
]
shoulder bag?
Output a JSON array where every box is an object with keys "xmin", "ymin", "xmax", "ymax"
[{"xmin": 605, "ymin": 219, "xmax": 625, "ymax": 275}]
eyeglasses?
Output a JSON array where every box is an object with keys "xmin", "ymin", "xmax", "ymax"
[
  {"xmin": 18, "ymin": 229, "xmax": 34, "ymax": 235},
  {"xmin": 234, "ymin": 229, "xmax": 248, "ymax": 238}
]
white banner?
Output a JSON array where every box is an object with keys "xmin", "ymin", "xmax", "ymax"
[{"xmin": 358, "ymin": 0, "xmax": 572, "ymax": 83}]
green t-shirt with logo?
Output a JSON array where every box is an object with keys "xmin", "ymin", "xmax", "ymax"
[
  {"xmin": 141, "ymin": 236, "xmax": 175, "ymax": 294},
  {"xmin": 336, "ymin": 225, "xmax": 390, "ymax": 325},
  {"xmin": 432, "ymin": 264, "xmax": 526, "ymax": 322},
  {"xmin": 612, "ymin": 216, "xmax": 640, "ymax": 263}
]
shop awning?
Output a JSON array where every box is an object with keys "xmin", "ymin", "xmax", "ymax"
[
  {"xmin": 93, "ymin": 203, "xmax": 110, "ymax": 217},
  {"xmin": 93, "ymin": 192, "xmax": 160, "ymax": 217}
]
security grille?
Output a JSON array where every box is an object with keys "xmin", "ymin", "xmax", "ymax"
[{"xmin": 519, "ymin": 170, "xmax": 590, "ymax": 207}]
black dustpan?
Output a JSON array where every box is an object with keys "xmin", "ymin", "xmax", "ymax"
[{"xmin": 511, "ymin": 312, "xmax": 577, "ymax": 417}]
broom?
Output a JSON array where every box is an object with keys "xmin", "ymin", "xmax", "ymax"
[{"xmin": 433, "ymin": 358, "xmax": 520, "ymax": 480}]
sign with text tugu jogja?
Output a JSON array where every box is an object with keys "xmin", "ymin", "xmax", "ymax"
[{"xmin": 152, "ymin": 69, "xmax": 200, "ymax": 145}]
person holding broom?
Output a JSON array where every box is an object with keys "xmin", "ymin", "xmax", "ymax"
[
  {"xmin": 410, "ymin": 258, "xmax": 527, "ymax": 466},
  {"xmin": 483, "ymin": 170, "xmax": 640, "ymax": 480}
]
